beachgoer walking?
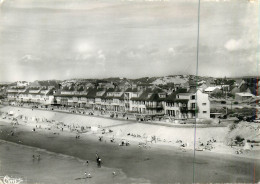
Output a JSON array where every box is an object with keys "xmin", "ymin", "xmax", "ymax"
[{"xmin": 98, "ymin": 158, "xmax": 101, "ymax": 167}]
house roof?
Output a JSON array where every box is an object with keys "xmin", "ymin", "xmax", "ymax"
[
  {"xmin": 174, "ymin": 99, "xmax": 189, "ymax": 103},
  {"xmin": 125, "ymin": 88, "xmax": 138, "ymax": 92},
  {"xmin": 235, "ymin": 92, "xmax": 254, "ymax": 97},
  {"xmin": 131, "ymin": 88, "xmax": 165, "ymax": 102},
  {"xmin": 86, "ymin": 88, "xmax": 97, "ymax": 98},
  {"xmin": 205, "ymin": 86, "xmax": 221, "ymax": 92},
  {"xmin": 165, "ymin": 92, "xmax": 177, "ymax": 102},
  {"xmin": 178, "ymin": 93, "xmax": 193, "ymax": 96}
]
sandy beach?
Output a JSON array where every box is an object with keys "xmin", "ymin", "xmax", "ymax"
[{"xmin": 0, "ymin": 105, "xmax": 259, "ymax": 183}]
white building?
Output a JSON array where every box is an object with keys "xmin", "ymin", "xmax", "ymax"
[{"xmin": 164, "ymin": 90, "xmax": 210, "ymax": 119}]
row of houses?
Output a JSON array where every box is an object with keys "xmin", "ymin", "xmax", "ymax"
[
  {"xmin": 6, "ymin": 86, "xmax": 210, "ymax": 119},
  {"xmin": 7, "ymin": 87, "xmax": 55, "ymax": 105}
]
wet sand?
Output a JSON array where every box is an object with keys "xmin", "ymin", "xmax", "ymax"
[
  {"xmin": 0, "ymin": 140, "xmax": 147, "ymax": 184},
  {"xmin": 0, "ymin": 121, "xmax": 259, "ymax": 183}
]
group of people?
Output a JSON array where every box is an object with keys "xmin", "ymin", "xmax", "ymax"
[
  {"xmin": 119, "ymin": 139, "xmax": 130, "ymax": 146},
  {"xmin": 32, "ymin": 154, "xmax": 41, "ymax": 161}
]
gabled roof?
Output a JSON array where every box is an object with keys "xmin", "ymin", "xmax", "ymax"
[
  {"xmin": 147, "ymin": 93, "xmax": 165, "ymax": 102},
  {"xmin": 86, "ymin": 88, "xmax": 97, "ymax": 98},
  {"xmin": 46, "ymin": 88, "xmax": 55, "ymax": 96},
  {"xmin": 165, "ymin": 92, "xmax": 177, "ymax": 102},
  {"xmin": 77, "ymin": 86, "xmax": 85, "ymax": 91},
  {"xmin": 152, "ymin": 88, "xmax": 165, "ymax": 93},
  {"xmin": 187, "ymin": 88, "xmax": 197, "ymax": 93},
  {"xmin": 131, "ymin": 88, "xmax": 165, "ymax": 102}
]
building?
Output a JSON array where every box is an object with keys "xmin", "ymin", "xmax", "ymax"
[
  {"xmin": 235, "ymin": 92, "xmax": 255, "ymax": 101},
  {"xmin": 164, "ymin": 89, "xmax": 210, "ymax": 119},
  {"xmin": 6, "ymin": 83, "xmax": 211, "ymax": 120},
  {"xmin": 204, "ymin": 86, "xmax": 221, "ymax": 94}
]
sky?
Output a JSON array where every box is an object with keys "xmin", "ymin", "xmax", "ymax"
[{"xmin": 0, "ymin": 0, "xmax": 258, "ymax": 82}]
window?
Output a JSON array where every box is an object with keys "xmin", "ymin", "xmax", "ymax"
[
  {"xmin": 203, "ymin": 111, "xmax": 207, "ymax": 113},
  {"xmin": 202, "ymin": 103, "xmax": 206, "ymax": 106},
  {"xmin": 191, "ymin": 95, "xmax": 196, "ymax": 100}
]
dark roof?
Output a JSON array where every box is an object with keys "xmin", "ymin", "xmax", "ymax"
[
  {"xmin": 77, "ymin": 86, "xmax": 85, "ymax": 91},
  {"xmin": 46, "ymin": 89, "xmax": 55, "ymax": 96},
  {"xmin": 137, "ymin": 83, "xmax": 153, "ymax": 86},
  {"xmin": 187, "ymin": 88, "xmax": 196, "ymax": 93},
  {"xmin": 86, "ymin": 88, "xmax": 97, "ymax": 98},
  {"xmin": 125, "ymin": 88, "xmax": 138, "ymax": 92},
  {"xmin": 165, "ymin": 92, "xmax": 177, "ymax": 102},
  {"xmin": 62, "ymin": 86, "xmax": 70, "ymax": 91},
  {"xmin": 7, "ymin": 91, "xmax": 19, "ymax": 94},
  {"xmin": 131, "ymin": 88, "xmax": 165, "ymax": 102},
  {"xmin": 29, "ymin": 87, "xmax": 41, "ymax": 90},
  {"xmin": 148, "ymin": 93, "xmax": 163, "ymax": 102},
  {"xmin": 176, "ymin": 88, "xmax": 188, "ymax": 93},
  {"xmin": 174, "ymin": 99, "xmax": 189, "ymax": 103},
  {"xmin": 106, "ymin": 88, "xmax": 116, "ymax": 92},
  {"xmin": 152, "ymin": 88, "xmax": 165, "ymax": 93}
]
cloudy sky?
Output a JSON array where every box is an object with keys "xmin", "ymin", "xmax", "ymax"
[{"xmin": 0, "ymin": 0, "xmax": 258, "ymax": 82}]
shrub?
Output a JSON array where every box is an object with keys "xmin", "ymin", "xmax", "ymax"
[
  {"xmin": 229, "ymin": 123, "xmax": 237, "ymax": 131},
  {"xmin": 233, "ymin": 101, "xmax": 238, "ymax": 105},
  {"xmin": 235, "ymin": 135, "xmax": 244, "ymax": 143}
]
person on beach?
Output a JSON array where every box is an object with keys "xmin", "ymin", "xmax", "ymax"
[
  {"xmin": 98, "ymin": 158, "xmax": 101, "ymax": 167},
  {"xmin": 112, "ymin": 171, "xmax": 116, "ymax": 176},
  {"xmin": 99, "ymin": 136, "xmax": 102, "ymax": 142},
  {"xmin": 96, "ymin": 152, "xmax": 99, "ymax": 162},
  {"xmin": 96, "ymin": 152, "xmax": 101, "ymax": 167},
  {"xmin": 85, "ymin": 160, "xmax": 89, "ymax": 166}
]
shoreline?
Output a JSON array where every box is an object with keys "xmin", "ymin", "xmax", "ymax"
[{"xmin": 0, "ymin": 139, "xmax": 148, "ymax": 184}]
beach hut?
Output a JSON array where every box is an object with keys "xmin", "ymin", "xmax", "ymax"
[
  {"xmin": 243, "ymin": 142, "xmax": 251, "ymax": 151},
  {"xmin": 91, "ymin": 126, "xmax": 99, "ymax": 132},
  {"xmin": 8, "ymin": 111, "xmax": 14, "ymax": 116}
]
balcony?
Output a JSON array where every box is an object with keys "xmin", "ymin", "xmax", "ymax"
[{"xmin": 145, "ymin": 105, "xmax": 163, "ymax": 109}]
